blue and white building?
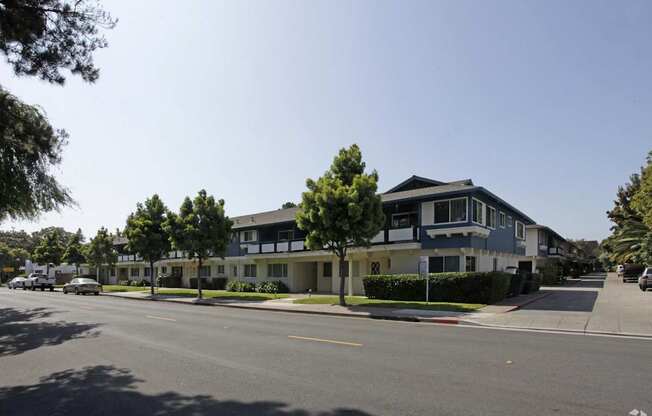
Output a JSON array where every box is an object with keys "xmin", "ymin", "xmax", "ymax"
[{"xmin": 99, "ymin": 175, "xmax": 543, "ymax": 294}]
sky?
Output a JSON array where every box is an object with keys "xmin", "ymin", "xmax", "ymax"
[{"xmin": 1, "ymin": 0, "xmax": 651, "ymax": 241}]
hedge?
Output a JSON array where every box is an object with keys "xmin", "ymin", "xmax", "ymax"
[
  {"xmin": 363, "ymin": 272, "xmax": 512, "ymax": 304},
  {"xmin": 255, "ymin": 280, "xmax": 289, "ymax": 294},
  {"xmin": 189, "ymin": 277, "xmax": 228, "ymax": 290},
  {"xmin": 157, "ymin": 275, "xmax": 182, "ymax": 288},
  {"xmin": 226, "ymin": 280, "xmax": 256, "ymax": 292}
]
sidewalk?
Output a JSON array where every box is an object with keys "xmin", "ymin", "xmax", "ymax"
[
  {"xmin": 101, "ymin": 290, "xmax": 548, "ymax": 324},
  {"xmin": 468, "ymin": 273, "xmax": 652, "ymax": 337}
]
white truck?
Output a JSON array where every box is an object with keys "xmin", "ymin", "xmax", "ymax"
[{"xmin": 25, "ymin": 273, "xmax": 56, "ymax": 291}]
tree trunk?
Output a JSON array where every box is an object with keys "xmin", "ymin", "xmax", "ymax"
[
  {"xmin": 96, "ymin": 266, "xmax": 100, "ymax": 283},
  {"xmin": 75, "ymin": 264, "xmax": 79, "ymax": 276},
  {"xmin": 150, "ymin": 260, "xmax": 155, "ymax": 296},
  {"xmin": 197, "ymin": 257, "xmax": 203, "ymax": 300},
  {"xmin": 338, "ymin": 253, "xmax": 347, "ymax": 306},
  {"xmin": 46, "ymin": 263, "xmax": 50, "ymax": 277}
]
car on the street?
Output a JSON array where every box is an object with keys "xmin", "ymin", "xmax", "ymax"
[
  {"xmin": 26, "ymin": 273, "xmax": 56, "ymax": 291},
  {"xmin": 622, "ymin": 264, "xmax": 645, "ymax": 283},
  {"xmin": 62, "ymin": 277, "xmax": 102, "ymax": 295},
  {"xmin": 7, "ymin": 276, "xmax": 27, "ymax": 289},
  {"xmin": 638, "ymin": 267, "xmax": 652, "ymax": 291}
]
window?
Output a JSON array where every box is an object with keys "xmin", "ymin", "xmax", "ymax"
[
  {"xmin": 130, "ymin": 268, "xmax": 140, "ymax": 277},
  {"xmin": 268, "ymin": 263, "xmax": 288, "ymax": 278},
  {"xmin": 486, "ymin": 206, "xmax": 496, "ymax": 229},
  {"xmin": 499, "ymin": 212, "xmax": 506, "ymax": 228},
  {"xmin": 429, "ymin": 256, "xmax": 460, "ymax": 273},
  {"xmin": 161, "ymin": 266, "xmax": 167, "ymax": 274},
  {"xmin": 472, "ymin": 199, "xmax": 484, "ymax": 224},
  {"xmin": 171, "ymin": 266, "xmax": 182, "ymax": 277},
  {"xmin": 241, "ymin": 230, "xmax": 257, "ymax": 242},
  {"xmin": 144, "ymin": 267, "xmax": 150, "ymax": 277},
  {"xmin": 391, "ymin": 212, "xmax": 417, "ymax": 228},
  {"xmin": 233, "ymin": 265, "xmax": 238, "ymax": 276},
  {"xmin": 278, "ymin": 230, "xmax": 294, "ymax": 241},
  {"xmin": 199, "ymin": 265, "xmax": 211, "ymax": 278},
  {"xmin": 515, "ymin": 221, "xmax": 525, "ymax": 240},
  {"xmin": 507, "ymin": 215, "xmax": 513, "ymax": 227},
  {"xmin": 110, "ymin": 268, "xmax": 116, "ymax": 277},
  {"xmin": 370, "ymin": 261, "xmax": 381, "ymax": 275},
  {"xmin": 465, "ymin": 256, "xmax": 476, "ymax": 272},
  {"xmin": 244, "ymin": 264, "xmax": 257, "ymax": 278},
  {"xmin": 217, "ymin": 265, "xmax": 225, "ymax": 274},
  {"xmin": 538, "ymin": 230, "xmax": 547, "ymax": 246},
  {"xmin": 433, "ymin": 198, "xmax": 467, "ymax": 224},
  {"xmin": 323, "ymin": 262, "xmax": 332, "ymax": 277}
]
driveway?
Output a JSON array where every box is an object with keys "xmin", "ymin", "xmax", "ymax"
[{"xmin": 472, "ymin": 273, "xmax": 652, "ymax": 336}]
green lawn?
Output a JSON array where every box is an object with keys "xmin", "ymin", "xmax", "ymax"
[
  {"xmin": 102, "ymin": 285, "xmax": 149, "ymax": 293},
  {"xmin": 155, "ymin": 288, "xmax": 289, "ymax": 301},
  {"xmin": 293, "ymin": 296, "xmax": 484, "ymax": 312}
]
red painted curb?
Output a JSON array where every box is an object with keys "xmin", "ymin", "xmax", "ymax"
[{"xmin": 419, "ymin": 318, "xmax": 459, "ymax": 325}]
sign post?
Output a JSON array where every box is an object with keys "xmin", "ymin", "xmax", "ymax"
[{"xmin": 419, "ymin": 256, "xmax": 429, "ymax": 304}]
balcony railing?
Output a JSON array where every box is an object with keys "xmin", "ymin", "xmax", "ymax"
[
  {"xmin": 371, "ymin": 226, "xmax": 420, "ymax": 244},
  {"xmin": 548, "ymin": 247, "xmax": 565, "ymax": 256},
  {"xmin": 246, "ymin": 239, "xmax": 308, "ymax": 255}
]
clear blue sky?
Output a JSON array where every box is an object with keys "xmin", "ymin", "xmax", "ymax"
[{"xmin": 1, "ymin": 0, "xmax": 650, "ymax": 241}]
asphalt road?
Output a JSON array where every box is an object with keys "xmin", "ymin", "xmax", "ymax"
[{"xmin": 1, "ymin": 287, "xmax": 651, "ymax": 416}]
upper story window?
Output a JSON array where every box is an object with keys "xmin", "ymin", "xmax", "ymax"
[
  {"xmin": 472, "ymin": 199, "xmax": 484, "ymax": 225},
  {"xmin": 538, "ymin": 230, "xmax": 547, "ymax": 245},
  {"xmin": 507, "ymin": 215, "xmax": 513, "ymax": 227},
  {"xmin": 433, "ymin": 197, "xmax": 467, "ymax": 224},
  {"xmin": 278, "ymin": 229, "xmax": 294, "ymax": 241},
  {"xmin": 499, "ymin": 212, "xmax": 506, "ymax": 228},
  {"xmin": 391, "ymin": 212, "xmax": 418, "ymax": 228},
  {"xmin": 486, "ymin": 206, "xmax": 496, "ymax": 229},
  {"xmin": 515, "ymin": 221, "xmax": 525, "ymax": 240},
  {"xmin": 241, "ymin": 230, "xmax": 257, "ymax": 242}
]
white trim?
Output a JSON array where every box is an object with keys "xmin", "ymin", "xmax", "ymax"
[
  {"xmin": 433, "ymin": 197, "xmax": 468, "ymax": 225},
  {"xmin": 426, "ymin": 225, "xmax": 490, "ymax": 239},
  {"xmin": 499, "ymin": 211, "xmax": 506, "ymax": 228},
  {"xmin": 471, "ymin": 198, "xmax": 485, "ymax": 225}
]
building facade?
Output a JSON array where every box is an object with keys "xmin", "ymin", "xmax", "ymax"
[{"xmin": 89, "ymin": 176, "xmax": 542, "ymax": 294}]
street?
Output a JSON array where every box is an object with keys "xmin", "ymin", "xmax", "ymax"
[{"xmin": 1, "ymin": 287, "xmax": 651, "ymax": 416}]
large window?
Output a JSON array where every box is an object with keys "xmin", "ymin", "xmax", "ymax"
[
  {"xmin": 323, "ymin": 262, "xmax": 332, "ymax": 277},
  {"xmin": 217, "ymin": 265, "xmax": 225, "ymax": 274},
  {"xmin": 499, "ymin": 211, "xmax": 506, "ymax": 228},
  {"xmin": 465, "ymin": 256, "xmax": 477, "ymax": 272},
  {"xmin": 538, "ymin": 230, "xmax": 547, "ymax": 246},
  {"xmin": 268, "ymin": 263, "xmax": 288, "ymax": 278},
  {"xmin": 370, "ymin": 261, "xmax": 381, "ymax": 275},
  {"xmin": 429, "ymin": 256, "xmax": 460, "ymax": 273},
  {"xmin": 278, "ymin": 230, "xmax": 294, "ymax": 241},
  {"xmin": 391, "ymin": 212, "xmax": 418, "ymax": 228},
  {"xmin": 434, "ymin": 198, "xmax": 467, "ymax": 224},
  {"xmin": 472, "ymin": 199, "xmax": 484, "ymax": 224},
  {"xmin": 486, "ymin": 206, "xmax": 496, "ymax": 229},
  {"xmin": 130, "ymin": 268, "xmax": 140, "ymax": 277},
  {"xmin": 244, "ymin": 264, "xmax": 257, "ymax": 278},
  {"xmin": 241, "ymin": 230, "xmax": 257, "ymax": 242},
  {"xmin": 171, "ymin": 266, "xmax": 182, "ymax": 277},
  {"xmin": 144, "ymin": 267, "xmax": 151, "ymax": 277},
  {"xmin": 199, "ymin": 265, "xmax": 211, "ymax": 277},
  {"xmin": 515, "ymin": 221, "xmax": 525, "ymax": 240}
]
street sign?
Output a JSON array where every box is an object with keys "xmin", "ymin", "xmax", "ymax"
[{"xmin": 419, "ymin": 256, "xmax": 429, "ymax": 303}]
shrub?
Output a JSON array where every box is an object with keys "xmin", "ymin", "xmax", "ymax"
[
  {"xmin": 523, "ymin": 273, "xmax": 541, "ymax": 294},
  {"xmin": 140, "ymin": 280, "xmax": 150, "ymax": 286},
  {"xmin": 507, "ymin": 273, "xmax": 525, "ymax": 297},
  {"xmin": 226, "ymin": 280, "xmax": 256, "ymax": 292},
  {"xmin": 129, "ymin": 280, "xmax": 140, "ymax": 287},
  {"xmin": 540, "ymin": 260, "xmax": 564, "ymax": 285},
  {"xmin": 363, "ymin": 272, "xmax": 511, "ymax": 304},
  {"xmin": 256, "ymin": 280, "xmax": 289, "ymax": 294},
  {"xmin": 157, "ymin": 275, "xmax": 182, "ymax": 288},
  {"xmin": 118, "ymin": 280, "xmax": 130, "ymax": 286}
]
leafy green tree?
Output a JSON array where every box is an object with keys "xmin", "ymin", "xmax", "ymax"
[
  {"xmin": 164, "ymin": 190, "xmax": 232, "ymax": 299},
  {"xmin": 32, "ymin": 229, "xmax": 65, "ymax": 276},
  {"xmin": 632, "ymin": 151, "xmax": 652, "ymax": 230},
  {"xmin": 63, "ymin": 229, "xmax": 86, "ymax": 275},
  {"xmin": 85, "ymin": 227, "xmax": 117, "ymax": 283},
  {"xmin": 296, "ymin": 144, "xmax": 385, "ymax": 306},
  {"xmin": 125, "ymin": 195, "xmax": 171, "ymax": 295},
  {"xmin": 281, "ymin": 202, "xmax": 297, "ymax": 209},
  {"xmin": 0, "ymin": 1, "xmax": 116, "ymax": 222}
]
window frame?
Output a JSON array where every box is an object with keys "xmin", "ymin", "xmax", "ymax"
[
  {"xmin": 499, "ymin": 211, "xmax": 506, "ymax": 228},
  {"xmin": 472, "ymin": 198, "xmax": 485, "ymax": 225},
  {"xmin": 432, "ymin": 197, "xmax": 468, "ymax": 225},
  {"xmin": 486, "ymin": 206, "xmax": 496, "ymax": 230},
  {"xmin": 268, "ymin": 263, "xmax": 288, "ymax": 278},
  {"xmin": 130, "ymin": 268, "xmax": 140, "ymax": 277},
  {"xmin": 278, "ymin": 229, "xmax": 294, "ymax": 241},
  {"xmin": 323, "ymin": 262, "xmax": 332, "ymax": 278},
  {"xmin": 241, "ymin": 230, "xmax": 257, "ymax": 242},
  {"xmin": 391, "ymin": 211, "xmax": 418, "ymax": 229},
  {"xmin": 216, "ymin": 264, "xmax": 225, "ymax": 275},
  {"xmin": 428, "ymin": 256, "xmax": 461, "ymax": 273},
  {"xmin": 370, "ymin": 261, "xmax": 381, "ymax": 275},
  {"xmin": 244, "ymin": 264, "xmax": 257, "ymax": 278},
  {"xmin": 465, "ymin": 256, "xmax": 477, "ymax": 272},
  {"xmin": 515, "ymin": 220, "xmax": 526, "ymax": 240}
]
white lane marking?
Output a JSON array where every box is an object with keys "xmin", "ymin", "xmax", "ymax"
[
  {"xmin": 146, "ymin": 315, "xmax": 177, "ymax": 322},
  {"xmin": 288, "ymin": 335, "xmax": 362, "ymax": 347}
]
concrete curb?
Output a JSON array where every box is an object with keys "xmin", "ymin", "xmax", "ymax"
[
  {"xmin": 497, "ymin": 291, "xmax": 554, "ymax": 313},
  {"xmin": 464, "ymin": 321, "xmax": 652, "ymax": 340},
  {"xmin": 100, "ymin": 292, "xmax": 462, "ymax": 324}
]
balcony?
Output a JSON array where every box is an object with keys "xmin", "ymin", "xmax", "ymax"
[
  {"xmin": 548, "ymin": 247, "xmax": 565, "ymax": 256},
  {"xmin": 371, "ymin": 227, "xmax": 420, "ymax": 244},
  {"xmin": 246, "ymin": 240, "xmax": 307, "ymax": 255}
]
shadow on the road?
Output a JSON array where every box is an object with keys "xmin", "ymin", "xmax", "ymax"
[
  {"xmin": 0, "ymin": 365, "xmax": 376, "ymax": 416},
  {"xmin": 521, "ymin": 290, "xmax": 599, "ymax": 312},
  {"xmin": 0, "ymin": 307, "xmax": 101, "ymax": 357}
]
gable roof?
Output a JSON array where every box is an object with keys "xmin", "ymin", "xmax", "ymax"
[{"xmin": 384, "ymin": 175, "xmax": 474, "ymax": 194}]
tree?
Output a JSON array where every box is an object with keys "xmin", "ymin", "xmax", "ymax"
[
  {"xmin": 0, "ymin": 0, "xmax": 116, "ymax": 222},
  {"xmin": 62, "ymin": 229, "xmax": 85, "ymax": 275},
  {"xmin": 85, "ymin": 227, "xmax": 116, "ymax": 283},
  {"xmin": 164, "ymin": 190, "xmax": 232, "ymax": 300},
  {"xmin": 124, "ymin": 195, "xmax": 171, "ymax": 296},
  {"xmin": 296, "ymin": 144, "xmax": 385, "ymax": 306},
  {"xmin": 32, "ymin": 229, "xmax": 65, "ymax": 276},
  {"xmin": 281, "ymin": 202, "xmax": 297, "ymax": 209}
]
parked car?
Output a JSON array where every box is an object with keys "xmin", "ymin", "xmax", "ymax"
[
  {"xmin": 26, "ymin": 273, "xmax": 56, "ymax": 291},
  {"xmin": 622, "ymin": 264, "xmax": 645, "ymax": 283},
  {"xmin": 63, "ymin": 277, "xmax": 102, "ymax": 295},
  {"xmin": 639, "ymin": 267, "xmax": 652, "ymax": 291},
  {"xmin": 7, "ymin": 276, "xmax": 27, "ymax": 289}
]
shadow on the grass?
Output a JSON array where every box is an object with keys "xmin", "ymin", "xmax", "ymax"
[{"xmin": 0, "ymin": 365, "xmax": 376, "ymax": 416}]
